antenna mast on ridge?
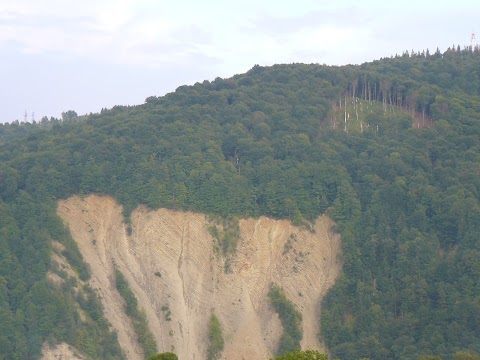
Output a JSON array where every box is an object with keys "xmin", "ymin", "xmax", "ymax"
[{"xmin": 471, "ymin": 32, "xmax": 476, "ymax": 51}]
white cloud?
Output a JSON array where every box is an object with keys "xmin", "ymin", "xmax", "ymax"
[
  {"xmin": 89, "ymin": 0, "xmax": 135, "ymax": 33},
  {"xmin": 0, "ymin": 0, "xmax": 236, "ymax": 69},
  {"xmin": 0, "ymin": 10, "xmax": 15, "ymax": 20},
  {"xmin": 287, "ymin": 25, "xmax": 374, "ymax": 64}
]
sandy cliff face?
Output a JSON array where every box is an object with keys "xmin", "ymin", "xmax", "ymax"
[{"xmin": 57, "ymin": 195, "xmax": 342, "ymax": 360}]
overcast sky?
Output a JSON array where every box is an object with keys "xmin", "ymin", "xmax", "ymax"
[{"xmin": 1, "ymin": 0, "xmax": 478, "ymax": 123}]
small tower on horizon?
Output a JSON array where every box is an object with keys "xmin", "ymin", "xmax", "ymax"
[{"xmin": 471, "ymin": 32, "xmax": 476, "ymax": 51}]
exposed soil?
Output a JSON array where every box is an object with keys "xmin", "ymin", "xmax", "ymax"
[
  {"xmin": 41, "ymin": 342, "xmax": 84, "ymax": 360},
  {"xmin": 57, "ymin": 195, "xmax": 342, "ymax": 360}
]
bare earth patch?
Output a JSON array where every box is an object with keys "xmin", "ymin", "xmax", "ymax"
[
  {"xmin": 41, "ymin": 342, "xmax": 84, "ymax": 360},
  {"xmin": 57, "ymin": 195, "xmax": 342, "ymax": 360}
]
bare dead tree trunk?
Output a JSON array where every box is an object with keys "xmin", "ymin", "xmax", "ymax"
[
  {"xmin": 234, "ymin": 148, "xmax": 241, "ymax": 174},
  {"xmin": 370, "ymin": 82, "xmax": 373, "ymax": 102},
  {"xmin": 380, "ymin": 81, "xmax": 386, "ymax": 113},
  {"xmin": 363, "ymin": 75, "xmax": 368, "ymax": 101},
  {"xmin": 356, "ymin": 103, "xmax": 359, "ymax": 124},
  {"xmin": 352, "ymin": 78, "xmax": 358, "ymax": 109},
  {"xmin": 331, "ymin": 100, "xmax": 337, "ymax": 129}
]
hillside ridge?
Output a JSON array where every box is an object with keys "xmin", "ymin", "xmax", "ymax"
[{"xmin": 1, "ymin": 51, "xmax": 479, "ymax": 360}]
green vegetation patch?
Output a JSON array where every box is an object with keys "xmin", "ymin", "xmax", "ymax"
[
  {"xmin": 147, "ymin": 352, "xmax": 178, "ymax": 360},
  {"xmin": 271, "ymin": 350, "xmax": 328, "ymax": 360},
  {"xmin": 208, "ymin": 216, "xmax": 240, "ymax": 256},
  {"xmin": 268, "ymin": 284, "xmax": 303, "ymax": 355},
  {"xmin": 207, "ymin": 312, "xmax": 224, "ymax": 360},
  {"xmin": 208, "ymin": 216, "xmax": 240, "ymax": 273},
  {"xmin": 114, "ymin": 267, "xmax": 157, "ymax": 358}
]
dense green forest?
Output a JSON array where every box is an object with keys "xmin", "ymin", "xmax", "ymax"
[{"xmin": 1, "ymin": 46, "xmax": 480, "ymax": 359}]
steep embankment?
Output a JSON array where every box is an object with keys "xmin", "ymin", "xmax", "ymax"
[{"xmin": 57, "ymin": 195, "xmax": 342, "ymax": 360}]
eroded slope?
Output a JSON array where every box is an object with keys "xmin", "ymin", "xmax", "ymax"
[
  {"xmin": 41, "ymin": 342, "xmax": 84, "ymax": 360},
  {"xmin": 57, "ymin": 195, "xmax": 341, "ymax": 360}
]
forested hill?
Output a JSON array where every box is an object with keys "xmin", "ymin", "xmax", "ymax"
[{"xmin": 1, "ymin": 46, "xmax": 480, "ymax": 360}]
